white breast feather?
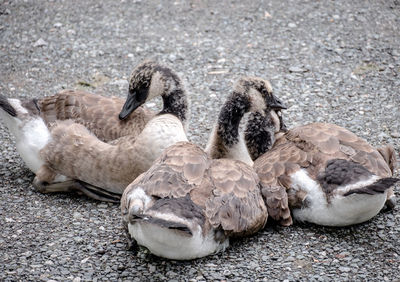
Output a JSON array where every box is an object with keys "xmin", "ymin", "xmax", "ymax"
[
  {"xmin": 128, "ymin": 221, "xmax": 228, "ymax": 260},
  {"xmin": 290, "ymin": 169, "xmax": 387, "ymax": 226},
  {"xmin": 134, "ymin": 114, "xmax": 188, "ymax": 168},
  {"xmin": 16, "ymin": 118, "xmax": 51, "ymax": 173}
]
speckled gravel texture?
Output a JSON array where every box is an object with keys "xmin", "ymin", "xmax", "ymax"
[{"xmin": 1, "ymin": 0, "xmax": 400, "ymax": 281}]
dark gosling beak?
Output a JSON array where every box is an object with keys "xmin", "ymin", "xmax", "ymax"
[
  {"xmin": 119, "ymin": 92, "xmax": 143, "ymax": 120},
  {"xmin": 270, "ymin": 95, "xmax": 287, "ymax": 110}
]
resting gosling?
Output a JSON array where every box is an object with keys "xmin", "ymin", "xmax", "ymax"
[
  {"xmin": 245, "ymin": 112, "xmax": 399, "ymax": 227},
  {"xmin": 121, "ymin": 77, "xmax": 286, "ymax": 260},
  {"xmin": 0, "ymin": 61, "xmax": 189, "ymax": 201},
  {"xmin": 0, "ymin": 60, "xmax": 165, "ymax": 158}
]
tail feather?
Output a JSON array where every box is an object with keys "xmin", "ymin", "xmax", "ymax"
[
  {"xmin": 0, "ymin": 95, "xmax": 17, "ymax": 117},
  {"xmin": 344, "ymin": 177, "xmax": 399, "ymax": 196},
  {"xmin": 131, "ymin": 214, "xmax": 193, "ymax": 236},
  {"xmin": 260, "ymin": 184, "xmax": 293, "ymax": 226},
  {"xmin": 377, "ymin": 145, "xmax": 397, "ymax": 174}
]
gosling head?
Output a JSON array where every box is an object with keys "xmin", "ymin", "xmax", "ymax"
[
  {"xmin": 236, "ymin": 77, "xmax": 287, "ymax": 160},
  {"xmin": 234, "ymin": 76, "xmax": 286, "ymax": 112},
  {"xmin": 208, "ymin": 77, "xmax": 287, "ymax": 160},
  {"xmin": 233, "ymin": 77, "xmax": 287, "ymax": 132},
  {"xmin": 119, "ymin": 60, "xmax": 184, "ymax": 120}
]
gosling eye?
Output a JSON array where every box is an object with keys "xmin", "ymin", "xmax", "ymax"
[{"xmin": 261, "ymin": 88, "xmax": 270, "ymax": 95}]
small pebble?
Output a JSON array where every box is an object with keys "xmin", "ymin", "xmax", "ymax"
[
  {"xmin": 33, "ymin": 38, "xmax": 48, "ymax": 47},
  {"xmin": 390, "ymin": 131, "xmax": 400, "ymax": 138}
]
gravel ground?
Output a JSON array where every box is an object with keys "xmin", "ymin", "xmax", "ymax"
[{"xmin": 1, "ymin": 0, "xmax": 400, "ymax": 281}]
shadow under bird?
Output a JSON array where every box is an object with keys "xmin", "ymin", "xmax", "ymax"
[
  {"xmin": 0, "ymin": 60, "xmax": 189, "ymax": 201},
  {"xmin": 121, "ymin": 77, "xmax": 287, "ymax": 260},
  {"xmin": 244, "ymin": 110, "xmax": 399, "ymax": 227}
]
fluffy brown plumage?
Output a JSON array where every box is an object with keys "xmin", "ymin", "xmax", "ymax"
[
  {"xmin": 246, "ymin": 120, "xmax": 398, "ymax": 226},
  {"xmin": 120, "ymin": 76, "xmax": 286, "ymax": 260},
  {"xmin": 122, "ymin": 141, "xmax": 267, "ymax": 236},
  {"xmin": 37, "ymin": 89, "xmax": 154, "ymax": 143},
  {"xmin": 32, "ymin": 61, "xmax": 189, "ymax": 201}
]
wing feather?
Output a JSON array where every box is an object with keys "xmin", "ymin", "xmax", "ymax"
[
  {"xmin": 38, "ymin": 90, "xmax": 154, "ymax": 142},
  {"xmin": 253, "ymin": 122, "xmax": 394, "ymax": 226},
  {"xmin": 205, "ymin": 160, "xmax": 267, "ymax": 237}
]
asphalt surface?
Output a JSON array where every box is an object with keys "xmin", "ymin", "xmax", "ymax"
[{"xmin": 1, "ymin": 0, "xmax": 400, "ymax": 281}]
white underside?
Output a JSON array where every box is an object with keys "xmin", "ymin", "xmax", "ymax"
[
  {"xmin": 128, "ymin": 222, "xmax": 228, "ymax": 260},
  {"xmin": 15, "ymin": 118, "xmax": 52, "ymax": 173},
  {"xmin": 133, "ymin": 114, "xmax": 188, "ymax": 169},
  {"xmin": 1, "ymin": 99, "xmax": 71, "ymax": 184},
  {"xmin": 290, "ymin": 169, "xmax": 387, "ymax": 226},
  {"xmin": 126, "ymin": 187, "xmax": 228, "ymax": 260},
  {"xmin": 0, "ymin": 99, "xmax": 50, "ymax": 173}
]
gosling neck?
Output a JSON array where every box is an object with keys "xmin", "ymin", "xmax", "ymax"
[
  {"xmin": 206, "ymin": 91, "xmax": 252, "ymax": 164},
  {"xmin": 244, "ymin": 111, "xmax": 277, "ymax": 161},
  {"xmin": 160, "ymin": 87, "xmax": 188, "ymax": 125},
  {"xmin": 218, "ymin": 91, "xmax": 251, "ymax": 146}
]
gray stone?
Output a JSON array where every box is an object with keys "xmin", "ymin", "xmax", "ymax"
[
  {"xmin": 390, "ymin": 131, "xmax": 400, "ymax": 138},
  {"xmin": 339, "ymin": 267, "xmax": 351, "ymax": 272},
  {"xmin": 289, "ymin": 66, "xmax": 308, "ymax": 73},
  {"xmin": 33, "ymin": 38, "xmax": 48, "ymax": 47}
]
